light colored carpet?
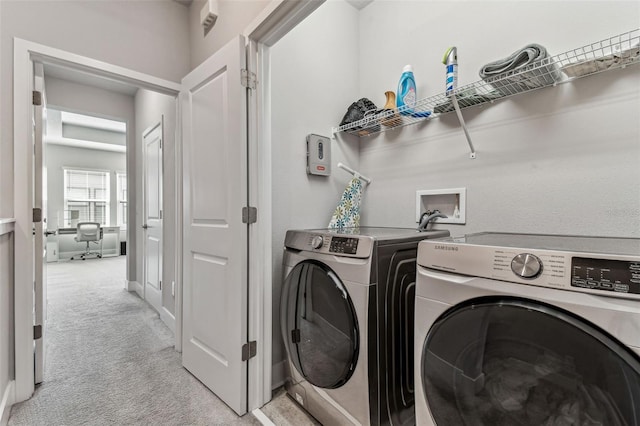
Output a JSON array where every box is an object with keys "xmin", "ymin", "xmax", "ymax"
[{"xmin": 8, "ymin": 256, "xmax": 260, "ymax": 426}]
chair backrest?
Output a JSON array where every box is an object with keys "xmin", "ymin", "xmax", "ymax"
[{"xmin": 76, "ymin": 222, "xmax": 101, "ymax": 242}]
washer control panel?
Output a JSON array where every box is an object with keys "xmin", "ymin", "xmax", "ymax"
[
  {"xmin": 329, "ymin": 237, "xmax": 359, "ymax": 255},
  {"xmin": 571, "ymin": 257, "xmax": 640, "ymax": 295},
  {"xmin": 418, "ymin": 234, "xmax": 640, "ymax": 300},
  {"xmin": 511, "ymin": 253, "xmax": 543, "ymax": 279},
  {"xmin": 311, "ymin": 235, "xmax": 324, "ymax": 249},
  {"xmin": 284, "ymin": 231, "xmax": 373, "ymax": 258}
]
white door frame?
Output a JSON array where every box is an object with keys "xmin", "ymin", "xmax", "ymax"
[
  {"xmin": 12, "ymin": 38, "xmax": 181, "ymax": 403},
  {"xmin": 242, "ymin": 0, "xmax": 325, "ymax": 407},
  {"xmin": 12, "ymin": 0, "xmax": 323, "ymax": 410}
]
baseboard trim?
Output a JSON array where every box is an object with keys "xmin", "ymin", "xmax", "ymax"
[
  {"xmin": 128, "ymin": 281, "xmax": 143, "ymax": 298},
  {"xmin": 0, "ymin": 380, "xmax": 15, "ymax": 426},
  {"xmin": 252, "ymin": 407, "xmax": 276, "ymax": 426},
  {"xmin": 271, "ymin": 360, "xmax": 286, "ymax": 390},
  {"xmin": 160, "ymin": 306, "xmax": 176, "ymax": 333}
]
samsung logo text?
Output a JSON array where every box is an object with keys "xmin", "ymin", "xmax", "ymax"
[{"xmin": 434, "ymin": 245, "xmax": 458, "ymax": 251}]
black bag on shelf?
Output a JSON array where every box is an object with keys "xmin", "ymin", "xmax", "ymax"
[{"xmin": 339, "ymin": 98, "xmax": 378, "ymax": 128}]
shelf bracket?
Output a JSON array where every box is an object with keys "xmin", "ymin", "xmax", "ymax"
[{"xmin": 450, "ymin": 93, "xmax": 476, "ymax": 159}]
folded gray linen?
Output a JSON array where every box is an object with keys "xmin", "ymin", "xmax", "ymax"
[{"xmin": 479, "ymin": 44, "xmax": 562, "ymax": 95}]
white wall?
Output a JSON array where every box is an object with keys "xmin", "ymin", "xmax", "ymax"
[
  {"xmin": 45, "ymin": 144, "xmax": 126, "ymax": 230},
  {"xmin": 356, "ymin": 1, "xmax": 640, "ymax": 238},
  {"xmin": 189, "ymin": 0, "xmax": 271, "ymax": 70},
  {"xmin": 269, "ymin": 0, "xmax": 361, "ymax": 384},
  {"xmin": 0, "ymin": 0, "xmax": 189, "ymax": 217},
  {"xmin": 134, "ymin": 89, "xmax": 178, "ymax": 317},
  {"xmin": 44, "ymin": 76, "xmax": 137, "ymax": 279}
]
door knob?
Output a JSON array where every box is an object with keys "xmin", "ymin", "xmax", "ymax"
[
  {"xmin": 44, "ymin": 230, "xmax": 57, "ymax": 236},
  {"xmin": 142, "ymin": 224, "xmax": 148, "ymax": 229}
]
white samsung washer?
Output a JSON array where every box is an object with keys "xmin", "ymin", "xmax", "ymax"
[
  {"xmin": 281, "ymin": 227, "xmax": 449, "ymax": 426},
  {"xmin": 414, "ymin": 233, "xmax": 640, "ymax": 426}
]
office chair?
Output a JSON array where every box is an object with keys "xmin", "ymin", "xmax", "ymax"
[{"xmin": 71, "ymin": 222, "xmax": 102, "ymax": 260}]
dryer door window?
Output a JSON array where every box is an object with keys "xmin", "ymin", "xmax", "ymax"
[
  {"xmin": 282, "ymin": 260, "xmax": 359, "ymax": 389},
  {"xmin": 421, "ymin": 297, "xmax": 640, "ymax": 426}
]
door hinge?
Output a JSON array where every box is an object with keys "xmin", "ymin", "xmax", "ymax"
[
  {"xmin": 159, "ymin": 210, "xmax": 163, "ymax": 220},
  {"xmin": 242, "ymin": 341, "xmax": 257, "ymax": 361},
  {"xmin": 33, "ymin": 207, "xmax": 42, "ymax": 223},
  {"xmin": 241, "ymin": 69, "xmax": 257, "ymax": 90},
  {"xmin": 159, "ymin": 280, "xmax": 162, "ymax": 290},
  {"xmin": 242, "ymin": 206, "xmax": 257, "ymax": 224},
  {"xmin": 32, "ymin": 90, "xmax": 42, "ymax": 106},
  {"xmin": 34, "ymin": 325, "xmax": 42, "ymax": 340}
]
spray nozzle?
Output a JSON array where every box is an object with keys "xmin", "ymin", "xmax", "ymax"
[{"xmin": 443, "ymin": 46, "xmax": 458, "ymax": 65}]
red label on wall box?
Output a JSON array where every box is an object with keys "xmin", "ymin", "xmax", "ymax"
[{"xmin": 317, "ymin": 166, "xmax": 325, "ymax": 171}]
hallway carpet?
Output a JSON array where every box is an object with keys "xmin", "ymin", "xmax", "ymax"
[{"xmin": 8, "ymin": 256, "xmax": 260, "ymax": 425}]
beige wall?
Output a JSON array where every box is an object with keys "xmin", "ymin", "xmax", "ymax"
[{"xmin": 189, "ymin": 0, "xmax": 271, "ymax": 70}]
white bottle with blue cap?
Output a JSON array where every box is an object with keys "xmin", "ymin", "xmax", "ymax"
[{"xmin": 396, "ymin": 65, "xmax": 416, "ymax": 115}]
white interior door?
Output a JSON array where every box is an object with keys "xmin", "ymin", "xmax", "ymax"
[
  {"xmin": 181, "ymin": 35, "xmax": 249, "ymax": 415},
  {"xmin": 33, "ymin": 62, "xmax": 48, "ymax": 384},
  {"xmin": 143, "ymin": 120, "xmax": 163, "ymax": 313}
]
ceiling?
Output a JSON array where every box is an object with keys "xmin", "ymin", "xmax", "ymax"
[{"xmin": 45, "ymin": 108, "xmax": 127, "ymax": 153}]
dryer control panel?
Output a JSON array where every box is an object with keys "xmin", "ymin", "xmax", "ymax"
[{"xmin": 571, "ymin": 257, "xmax": 640, "ymax": 295}]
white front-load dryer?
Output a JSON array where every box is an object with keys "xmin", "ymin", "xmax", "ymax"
[
  {"xmin": 414, "ymin": 233, "xmax": 640, "ymax": 426},
  {"xmin": 281, "ymin": 227, "xmax": 449, "ymax": 425}
]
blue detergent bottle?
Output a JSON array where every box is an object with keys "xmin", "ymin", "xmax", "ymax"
[{"xmin": 397, "ymin": 65, "xmax": 416, "ymax": 115}]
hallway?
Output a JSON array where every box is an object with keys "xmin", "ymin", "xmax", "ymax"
[{"xmin": 8, "ymin": 257, "xmax": 259, "ymax": 425}]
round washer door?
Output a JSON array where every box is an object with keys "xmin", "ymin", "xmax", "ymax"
[
  {"xmin": 421, "ymin": 297, "xmax": 640, "ymax": 426},
  {"xmin": 281, "ymin": 260, "xmax": 359, "ymax": 389}
]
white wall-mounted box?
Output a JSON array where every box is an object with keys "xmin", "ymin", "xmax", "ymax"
[{"xmin": 416, "ymin": 188, "xmax": 466, "ymax": 225}]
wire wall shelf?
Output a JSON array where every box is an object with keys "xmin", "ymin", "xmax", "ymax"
[{"xmin": 334, "ymin": 29, "xmax": 640, "ymax": 139}]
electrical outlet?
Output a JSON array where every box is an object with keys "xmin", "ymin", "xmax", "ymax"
[{"xmin": 171, "ymin": 281, "xmax": 175, "ymax": 297}]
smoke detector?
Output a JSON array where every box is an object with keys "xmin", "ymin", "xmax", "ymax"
[{"xmin": 200, "ymin": 0, "xmax": 219, "ymax": 35}]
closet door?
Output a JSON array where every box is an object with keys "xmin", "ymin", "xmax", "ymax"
[{"xmin": 181, "ymin": 35, "xmax": 249, "ymax": 415}]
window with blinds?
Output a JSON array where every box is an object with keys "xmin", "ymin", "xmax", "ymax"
[
  {"xmin": 117, "ymin": 172, "xmax": 127, "ymax": 227},
  {"xmin": 64, "ymin": 169, "xmax": 110, "ymax": 226}
]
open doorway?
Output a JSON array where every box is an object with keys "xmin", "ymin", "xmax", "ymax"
[
  {"xmin": 44, "ymin": 108, "xmax": 128, "ymax": 263},
  {"xmin": 34, "ymin": 61, "xmax": 180, "ymax": 386}
]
